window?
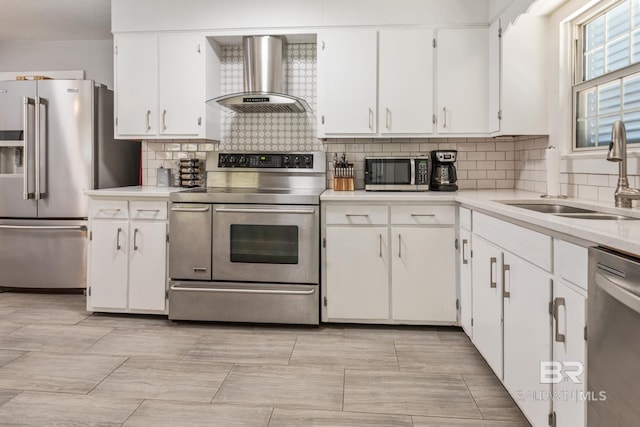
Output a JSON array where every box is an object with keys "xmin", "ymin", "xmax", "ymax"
[{"xmin": 574, "ymin": 0, "xmax": 640, "ymax": 150}]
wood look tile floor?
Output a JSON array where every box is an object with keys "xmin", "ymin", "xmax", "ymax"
[{"xmin": 0, "ymin": 291, "xmax": 531, "ymax": 427}]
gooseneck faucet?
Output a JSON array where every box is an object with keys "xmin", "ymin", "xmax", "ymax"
[{"xmin": 607, "ymin": 120, "xmax": 640, "ymax": 208}]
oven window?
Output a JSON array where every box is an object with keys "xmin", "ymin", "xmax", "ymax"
[
  {"xmin": 368, "ymin": 159, "xmax": 411, "ymax": 184},
  {"xmin": 230, "ymin": 225, "xmax": 298, "ymax": 264}
]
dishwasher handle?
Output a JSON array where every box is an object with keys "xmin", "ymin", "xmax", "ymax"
[{"xmin": 595, "ymin": 264, "xmax": 640, "ymax": 314}]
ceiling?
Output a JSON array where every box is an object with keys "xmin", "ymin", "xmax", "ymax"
[{"xmin": 0, "ymin": 0, "xmax": 112, "ymax": 41}]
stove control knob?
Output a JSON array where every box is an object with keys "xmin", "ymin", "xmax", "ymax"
[
  {"xmin": 229, "ymin": 155, "xmax": 237, "ymax": 164},
  {"xmin": 239, "ymin": 155, "xmax": 247, "ymax": 165},
  {"xmin": 304, "ymin": 155, "xmax": 313, "ymax": 166},
  {"xmin": 219, "ymin": 154, "xmax": 227, "ymax": 165},
  {"xmin": 283, "ymin": 155, "xmax": 290, "ymax": 166},
  {"xmin": 294, "ymin": 156, "xmax": 301, "ymax": 165}
]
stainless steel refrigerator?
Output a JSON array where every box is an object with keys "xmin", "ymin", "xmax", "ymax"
[{"xmin": 0, "ymin": 79, "xmax": 140, "ymax": 289}]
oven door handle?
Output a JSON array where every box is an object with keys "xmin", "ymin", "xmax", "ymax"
[
  {"xmin": 214, "ymin": 207, "xmax": 316, "ymax": 215},
  {"xmin": 170, "ymin": 285, "xmax": 316, "ymax": 296}
]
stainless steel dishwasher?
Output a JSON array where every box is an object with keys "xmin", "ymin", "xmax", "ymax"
[{"xmin": 588, "ymin": 247, "xmax": 640, "ymax": 427}]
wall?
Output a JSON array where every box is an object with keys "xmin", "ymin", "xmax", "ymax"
[{"xmin": 0, "ymin": 39, "xmax": 115, "ymax": 88}]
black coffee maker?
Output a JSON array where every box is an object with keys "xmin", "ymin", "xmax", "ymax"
[{"xmin": 430, "ymin": 150, "xmax": 458, "ymax": 191}]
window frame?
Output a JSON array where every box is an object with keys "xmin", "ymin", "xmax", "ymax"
[{"xmin": 572, "ymin": 0, "xmax": 640, "ymax": 152}]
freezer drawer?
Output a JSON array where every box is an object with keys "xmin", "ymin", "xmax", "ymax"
[
  {"xmin": 0, "ymin": 220, "xmax": 87, "ymax": 288},
  {"xmin": 169, "ymin": 281, "xmax": 319, "ymax": 325}
]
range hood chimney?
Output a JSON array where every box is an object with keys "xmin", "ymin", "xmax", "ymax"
[{"xmin": 208, "ymin": 35, "xmax": 311, "ymax": 113}]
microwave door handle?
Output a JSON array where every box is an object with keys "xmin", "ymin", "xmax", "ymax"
[{"xmin": 410, "ymin": 159, "xmax": 416, "ymax": 185}]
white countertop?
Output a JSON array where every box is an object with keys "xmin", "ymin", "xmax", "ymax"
[
  {"xmin": 322, "ymin": 189, "xmax": 640, "ymax": 257},
  {"xmin": 85, "ymin": 185, "xmax": 186, "ymax": 198}
]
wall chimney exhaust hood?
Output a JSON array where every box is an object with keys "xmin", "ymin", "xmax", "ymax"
[{"xmin": 208, "ymin": 35, "xmax": 311, "ymax": 113}]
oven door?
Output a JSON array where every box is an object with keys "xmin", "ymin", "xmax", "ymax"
[{"xmin": 211, "ymin": 204, "xmax": 319, "ymax": 284}]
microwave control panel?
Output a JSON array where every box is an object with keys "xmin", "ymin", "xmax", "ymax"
[{"xmin": 417, "ymin": 159, "xmax": 429, "ymax": 185}]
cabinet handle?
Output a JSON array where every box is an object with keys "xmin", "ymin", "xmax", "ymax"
[
  {"xmin": 443, "ymin": 107, "xmax": 448, "ymax": 129},
  {"xmin": 116, "ymin": 227, "xmax": 122, "ymax": 251},
  {"xmin": 162, "ymin": 109, "xmax": 167, "ymax": 131},
  {"xmin": 146, "ymin": 110, "xmax": 151, "ymax": 131},
  {"xmin": 462, "ymin": 239, "xmax": 468, "ymax": 264},
  {"xmin": 385, "ymin": 108, "xmax": 391, "ymax": 130},
  {"xmin": 368, "ymin": 108, "xmax": 374, "ymax": 130},
  {"xmin": 379, "ymin": 234, "xmax": 382, "ymax": 258},
  {"xmin": 193, "ymin": 267, "xmax": 208, "ymax": 272},
  {"xmin": 398, "ymin": 234, "xmax": 402, "ymax": 258},
  {"xmin": 136, "ymin": 209, "xmax": 160, "ymax": 213},
  {"xmin": 553, "ymin": 297, "xmax": 566, "ymax": 343},
  {"xmin": 345, "ymin": 214, "xmax": 369, "ymax": 217},
  {"xmin": 489, "ymin": 257, "xmax": 497, "ymax": 288},
  {"xmin": 133, "ymin": 228, "xmax": 139, "ymax": 251},
  {"xmin": 502, "ymin": 264, "xmax": 511, "ymax": 298}
]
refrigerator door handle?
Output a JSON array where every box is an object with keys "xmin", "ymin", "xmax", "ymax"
[
  {"xmin": 34, "ymin": 96, "xmax": 42, "ymax": 200},
  {"xmin": 22, "ymin": 97, "xmax": 34, "ymax": 200}
]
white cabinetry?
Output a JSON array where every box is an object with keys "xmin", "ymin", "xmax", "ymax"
[
  {"xmin": 552, "ymin": 239, "xmax": 588, "ymax": 427},
  {"xmin": 318, "ymin": 27, "xmax": 487, "ymax": 137},
  {"xmin": 322, "ymin": 202, "xmax": 456, "ymax": 324},
  {"xmin": 488, "ymin": 5, "xmax": 547, "ymax": 135},
  {"xmin": 458, "ymin": 207, "xmax": 473, "ymax": 336},
  {"xmin": 472, "ymin": 211, "xmax": 553, "ymax": 426},
  {"xmin": 378, "ymin": 29, "xmax": 434, "ymax": 135},
  {"xmin": 470, "ymin": 235, "xmax": 504, "ymax": 377},
  {"xmin": 87, "ymin": 197, "xmax": 168, "ymax": 314},
  {"xmin": 115, "ymin": 34, "xmax": 218, "ymax": 140},
  {"xmin": 317, "ymin": 29, "xmax": 378, "ymax": 136},
  {"xmin": 435, "ymin": 28, "xmax": 489, "ymax": 134}
]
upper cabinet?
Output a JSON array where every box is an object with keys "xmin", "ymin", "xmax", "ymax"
[
  {"xmin": 435, "ymin": 28, "xmax": 489, "ymax": 134},
  {"xmin": 114, "ymin": 34, "xmax": 220, "ymax": 140},
  {"xmin": 379, "ymin": 29, "xmax": 434, "ymax": 135},
  {"xmin": 317, "ymin": 27, "xmax": 490, "ymax": 138},
  {"xmin": 317, "ymin": 29, "xmax": 378, "ymax": 136},
  {"xmin": 488, "ymin": 1, "xmax": 548, "ymax": 136}
]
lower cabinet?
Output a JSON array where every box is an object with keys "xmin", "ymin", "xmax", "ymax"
[
  {"xmin": 322, "ymin": 202, "xmax": 457, "ymax": 324},
  {"xmin": 471, "ymin": 236, "xmax": 504, "ymax": 377},
  {"xmin": 465, "ymin": 210, "xmax": 589, "ymax": 427},
  {"xmin": 87, "ymin": 197, "xmax": 168, "ymax": 314},
  {"xmin": 502, "ymin": 252, "xmax": 552, "ymax": 427}
]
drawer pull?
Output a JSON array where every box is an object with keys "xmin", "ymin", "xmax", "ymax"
[
  {"xmin": 136, "ymin": 209, "xmax": 160, "ymax": 213},
  {"xmin": 193, "ymin": 267, "xmax": 208, "ymax": 272},
  {"xmin": 345, "ymin": 214, "xmax": 369, "ymax": 217},
  {"xmin": 410, "ymin": 213, "xmax": 436, "ymax": 217}
]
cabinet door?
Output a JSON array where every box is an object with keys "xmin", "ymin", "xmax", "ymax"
[
  {"xmin": 503, "ymin": 252, "xmax": 552, "ymax": 427},
  {"xmin": 459, "ymin": 228, "xmax": 472, "ymax": 336},
  {"xmin": 158, "ymin": 35, "xmax": 204, "ymax": 136},
  {"xmin": 471, "ymin": 236, "xmax": 503, "ymax": 377},
  {"xmin": 318, "ymin": 30, "xmax": 377, "ymax": 135},
  {"xmin": 115, "ymin": 35, "xmax": 158, "ymax": 137},
  {"xmin": 88, "ymin": 220, "xmax": 129, "ymax": 309},
  {"xmin": 391, "ymin": 227, "xmax": 456, "ymax": 322},
  {"xmin": 379, "ymin": 29, "xmax": 434, "ymax": 135},
  {"xmin": 488, "ymin": 19, "xmax": 501, "ymax": 134},
  {"xmin": 435, "ymin": 28, "xmax": 489, "ymax": 134},
  {"xmin": 325, "ymin": 226, "xmax": 389, "ymax": 320},
  {"xmin": 553, "ymin": 281, "xmax": 586, "ymax": 427},
  {"xmin": 129, "ymin": 221, "xmax": 167, "ymax": 312}
]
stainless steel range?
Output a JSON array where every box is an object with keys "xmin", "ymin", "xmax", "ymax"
[{"xmin": 168, "ymin": 151, "xmax": 325, "ymax": 325}]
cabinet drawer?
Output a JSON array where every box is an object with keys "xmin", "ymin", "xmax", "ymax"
[
  {"xmin": 554, "ymin": 239, "xmax": 588, "ymax": 290},
  {"xmin": 130, "ymin": 200, "xmax": 167, "ymax": 220},
  {"xmin": 391, "ymin": 204, "xmax": 455, "ymax": 225},
  {"xmin": 459, "ymin": 207, "xmax": 472, "ymax": 230},
  {"xmin": 90, "ymin": 200, "xmax": 129, "ymax": 219},
  {"xmin": 474, "ymin": 212, "xmax": 551, "ymax": 271},
  {"xmin": 325, "ymin": 205, "xmax": 388, "ymax": 225}
]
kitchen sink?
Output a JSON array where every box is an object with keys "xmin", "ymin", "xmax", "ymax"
[
  {"xmin": 500, "ymin": 201, "xmax": 639, "ymax": 220},
  {"xmin": 504, "ymin": 203, "xmax": 596, "ymax": 214}
]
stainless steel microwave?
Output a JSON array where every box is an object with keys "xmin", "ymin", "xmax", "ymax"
[{"xmin": 364, "ymin": 156, "xmax": 430, "ymax": 191}]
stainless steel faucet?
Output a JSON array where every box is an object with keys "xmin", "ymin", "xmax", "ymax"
[{"xmin": 607, "ymin": 120, "xmax": 640, "ymax": 208}]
